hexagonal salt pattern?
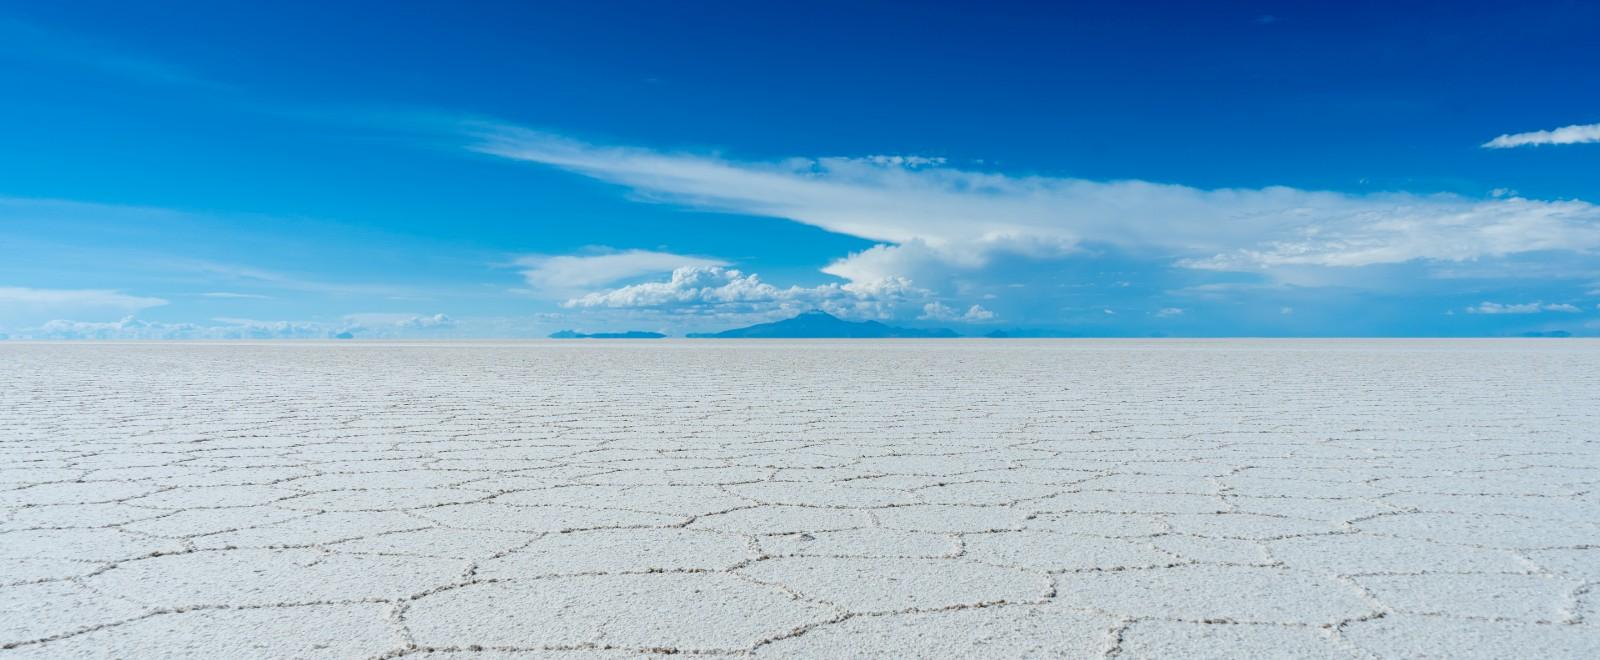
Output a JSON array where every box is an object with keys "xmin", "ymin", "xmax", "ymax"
[
  {"xmin": 2, "ymin": 340, "xmax": 1598, "ymax": 658},
  {"xmin": 406, "ymin": 574, "xmax": 837, "ymax": 651}
]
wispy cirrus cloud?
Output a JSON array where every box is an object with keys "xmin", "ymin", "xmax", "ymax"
[
  {"xmin": 164, "ymin": 258, "xmax": 423, "ymax": 298},
  {"xmin": 1482, "ymin": 122, "xmax": 1600, "ymax": 149},
  {"xmin": 1, "ymin": 196, "xmax": 438, "ymax": 302},
  {"xmin": 0, "ymin": 17, "xmax": 224, "ymax": 90},
  {"xmin": 1466, "ymin": 301, "xmax": 1583, "ymax": 314},
  {"xmin": 469, "ymin": 124, "xmax": 1600, "ymax": 291},
  {"xmin": 0, "ymin": 286, "xmax": 167, "ymax": 310}
]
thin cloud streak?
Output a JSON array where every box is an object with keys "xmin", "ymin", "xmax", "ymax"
[
  {"xmin": 1483, "ymin": 122, "xmax": 1600, "ymax": 148},
  {"xmin": 0, "ymin": 286, "xmax": 167, "ymax": 310},
  {"xmin": 160, "ymin": 258, "xmax": 427, "ymax": 299}
]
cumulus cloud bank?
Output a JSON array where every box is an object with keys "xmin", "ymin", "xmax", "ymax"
[
  {"xmin": 1483, "ymin": 123, "xmax": 1600, "ymax": 149},
  {"xmin": 471, "ymin": 125, "xmax": 1600, "ymax": 290},
  {"xmin": 562, "ymin": 265, "xmax": 925, "ymax": 320}
]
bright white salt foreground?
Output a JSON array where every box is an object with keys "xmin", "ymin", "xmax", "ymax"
[{"xmin": 2, "ymin": 340, "xmax": 1598, "ymax": 659}]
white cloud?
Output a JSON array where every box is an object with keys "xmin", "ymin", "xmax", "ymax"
[
  {"xmin": 1483, "ymin": 123, "xmax": 1600, "ymax": 149},
  {"xmin": 1154, "ymin": 307, "xmax": 1185, "ymax": 318},
  {"xmin": 515, "ymin": 249, "xmax": 726, "ymax": 298},
  {"xmin": 918, "ymin": 302, "xmax": 996, "ymax": 322},
  {"xmin": 0, "ymin": 286, "xmax": 167, "ymax": 310},
  {"xmin": 1466, "ymin": 301, "xmax": 1583, "ymax": 315},
  {"xmin": 470, "ymin": 125, "xmax": 1600, "ymax": 287},
  {"xmin": 965, "ymin": 305, "xmax": 997, "ymax": 321}
]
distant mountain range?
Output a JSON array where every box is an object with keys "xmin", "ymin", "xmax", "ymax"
[
  {"xmin": 550, "ymin": 312, "xmax": 1088, "ymax": 339},
  {"xmin": 687, "ymin": 310, "xmax": 958, "ymax": 338},
  {"xmin": 548, "ymin": 330, "xmax": 666, "ymax": 339}
]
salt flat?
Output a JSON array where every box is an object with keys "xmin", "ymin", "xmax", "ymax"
[{"xmin": 2, "ymin": 340, "xmax": 1598, "ymax": 659}]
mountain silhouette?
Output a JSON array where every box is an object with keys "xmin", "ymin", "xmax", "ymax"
[{"xmin": 687, "ymin": 310, "xmax": 959, "ymax": 338}]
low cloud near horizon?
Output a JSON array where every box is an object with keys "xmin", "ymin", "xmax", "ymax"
[{"xmin": 5, "ymin": 312, "xmax": 459, "ymax": 340}]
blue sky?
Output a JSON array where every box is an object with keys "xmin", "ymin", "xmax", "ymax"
[{"xmin": 2, "ymin": 0, "xmax": 1599, "ymax": 338}]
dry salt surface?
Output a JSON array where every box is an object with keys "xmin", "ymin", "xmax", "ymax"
[{"xmin": 2, "ymin": 339, "xmax": 1599, "ymax": 659}]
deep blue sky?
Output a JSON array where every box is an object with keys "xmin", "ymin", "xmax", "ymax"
[{"xmin": 2, "ymin": 1, "xmax": 1598, "ymax": 337}]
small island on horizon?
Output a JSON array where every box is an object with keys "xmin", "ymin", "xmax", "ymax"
[{"xmin": 548, "ymin": 330, "xmax": 667, "ymax": 339}]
